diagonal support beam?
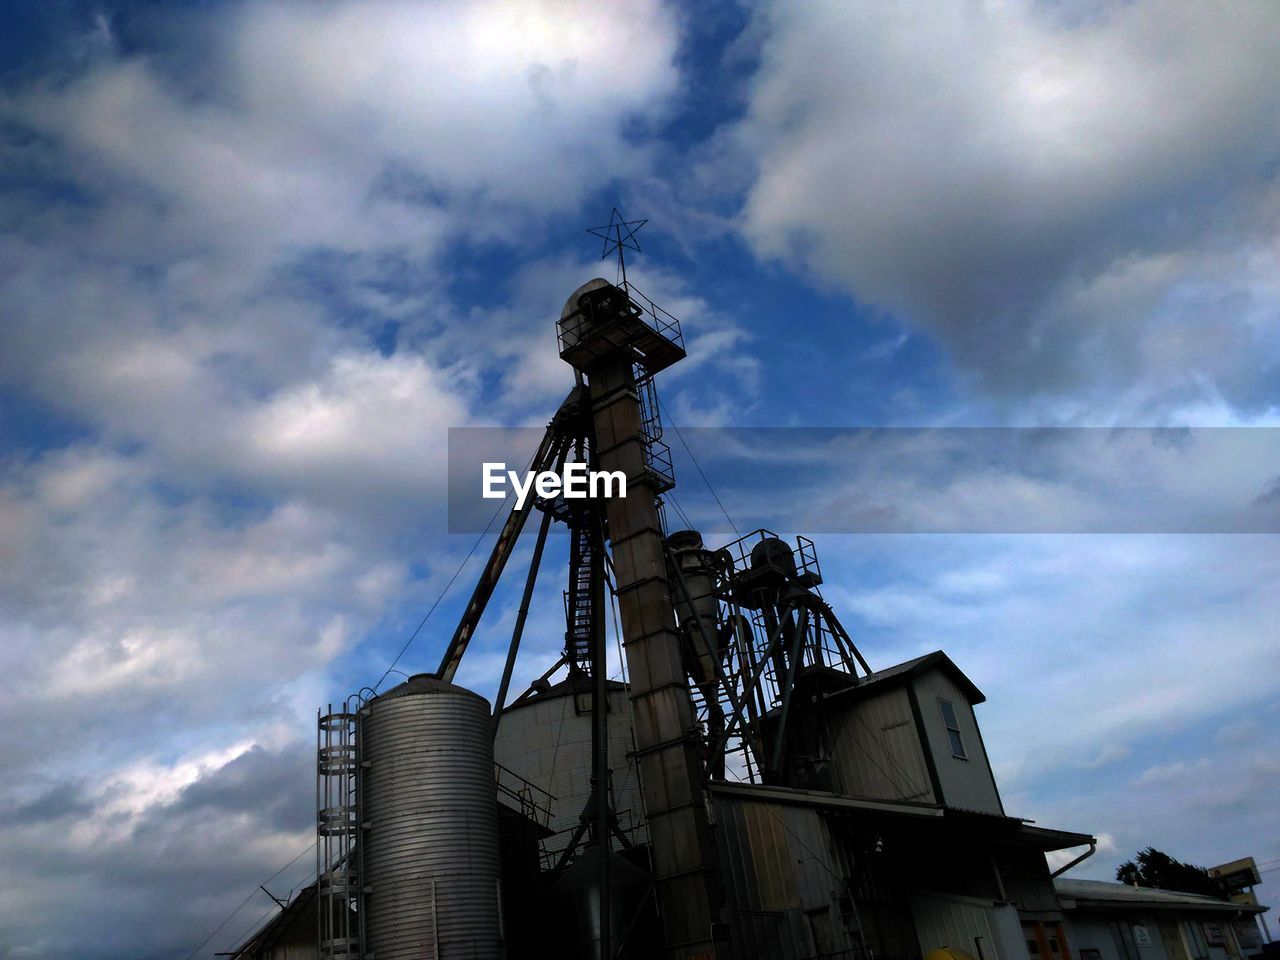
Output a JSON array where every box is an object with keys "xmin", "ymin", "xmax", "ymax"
[{"xmin": 437, "ymin": 392, "xmax": 579, "ymax": 683}]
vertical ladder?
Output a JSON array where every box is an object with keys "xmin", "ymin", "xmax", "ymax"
[
  {"xmin": 317, "ymin": 707, "xmax": 362, "ymax": 960},
  {"xmin": 564, "ymin": 519, "xmax": 596, "ymax": 672},
  {"xmin": 634, "ymin": 367, "xmax": 675, "ymax": 492}
]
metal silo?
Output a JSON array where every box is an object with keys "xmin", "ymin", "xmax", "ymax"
[
  {"xmin": 359, "ymin": 674, "xmax": 501, "ymax": 960},
  {"xmin": 493, "ymin": 678, "xmax": 649, "ymax": 860}
]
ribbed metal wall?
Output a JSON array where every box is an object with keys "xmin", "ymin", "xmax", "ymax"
[
  {"xmin": 713, "ymin": 793, "xmax": 857, "ymax": 960},
  {"xmin": 494, "ymin": 684, "xmax": 648, "ymax": 858},
  {"xmin": 360, "ymin": 675, "xmax": 501, "ymax": 960},
  {"xmin": 909, "ymin": 890, "xmax": 1029, "ymax": 960},
  {"xmin": 913, "ymin": 669, "xmax": 1003, "ymax": 814},
  {"xmin": 828, "ymin": 686, "xmax": 935, "ymax": 804}
]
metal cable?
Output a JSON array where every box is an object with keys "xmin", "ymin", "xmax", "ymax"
[
  {"xmin": 818, "ymin": 692, "xmax": 926, "ymax": 802},
  {"xmin": 372, "ymin": 498, "xmax": 508, "ymax": 692},
  {"xmin": 184, "ymin": 841, "xmax": 316, "ymax": 960},
  {"xmin": 372, "ymin": 433, "xmax": 550, "ymax": 691},
  {"xmin": 656, "ymin": 396, "xmax": 740, "ymax": 536},
  {"xmin": 610, "ymin": 581, "xmax": 654, "ymax": 872},
  {"xmin": 848, "ymin": 712, "xmax": 927, "ymax": 801},
  {"xmin": 197, "ymin": 442, "xmax": 544, "ymax": 954},
  {"xmin": 222, "ymin": 897, "xmax": 294, "ymax": 959},
  {"xmin": 664, "ymin": 491, "xmax": 696, "ymax": 532}
]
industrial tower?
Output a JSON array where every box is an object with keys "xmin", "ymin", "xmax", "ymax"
[{"xmin": 314, "ymin": 219, "xmax": 874, "ymax": 960}]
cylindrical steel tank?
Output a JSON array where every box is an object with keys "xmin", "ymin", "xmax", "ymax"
[
  {"xmin": 667, "ymin": 529, "xmax": 724, "ymax": 682},
  {"xmin": 750, "ymin": 536, "xmax": 797, "ymax": 579},
  {"xmin": 493, "ymin": 679, "xmax": 648, "ymax": 859},
  {"xmin": 360, "ymin": 674, "xmax": 501, "ymax": 960}
]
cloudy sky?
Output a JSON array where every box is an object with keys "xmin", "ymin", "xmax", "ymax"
[{"xmin": 1, "ymin": 1, "xmax": 1278, "ymax": 956}]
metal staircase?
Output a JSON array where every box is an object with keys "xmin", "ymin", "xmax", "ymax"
[{"xmin": 563, "ymin": 520, "xmax": 596, "ymax": 672}]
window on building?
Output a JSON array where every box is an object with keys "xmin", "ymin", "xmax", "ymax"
[
  {"xmin": 1025, "ymin": 922, "xmax": 1043, "ymax": 957},
  {"xmin": 938, "ymin": 699, "xmax": 967, "ymax": 758},
  {"xmin": 1023, "ymin": 920, "xmax": 1073, "ymax": 960}
]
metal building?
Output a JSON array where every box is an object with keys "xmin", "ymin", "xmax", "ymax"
[{"xmin": 1056, "ymin": 879, "xmax": 1269, "ymax": 960}]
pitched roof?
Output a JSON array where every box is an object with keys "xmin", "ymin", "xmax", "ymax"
[
  {"xmin": 826, "ymin": 650, "xmax": 986, "ymax": 705},
  {"xmin": 1055, "ymin": 878, "xmax": 1268, "ymax": 915},
  {"xmin": 229, "ymin": 883, "xmax": 316, "ymax": 958},
  {"xmin": 708, "ymin": 782, "xmax": 1094, "ymax": 852}
]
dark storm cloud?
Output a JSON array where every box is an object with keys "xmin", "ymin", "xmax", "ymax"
[
  {"xmin": 0, "ymin": 741, "xmax": 316, "ymax": 959},
  {"xmin": 6, "ymin": 781, "xmax": 96, "ymax": 825},
  {"xmin": 167, "ymin": 744, "xmax": 314, "ymax": 834}
]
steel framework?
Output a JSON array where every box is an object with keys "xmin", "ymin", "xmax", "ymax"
[{"xmin": 317, "ymin": 702, "xmax": 362, "ymax": 960}]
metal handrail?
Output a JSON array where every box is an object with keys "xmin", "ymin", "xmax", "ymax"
[
  {"xmin": 619, "ymin": 280, "xmax": 685, "ymax": 349},
  {"xmin": 555, "ymin": 280, "xmax": 686, "ymax": 357},
  {"xmin": 494, "ymin": 762, "xmax": 557, "ymax": 830}
]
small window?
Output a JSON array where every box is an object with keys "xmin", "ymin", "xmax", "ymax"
[{"xmin": 938, "ymin": 699, "xmax": 968, "ymax": 759}]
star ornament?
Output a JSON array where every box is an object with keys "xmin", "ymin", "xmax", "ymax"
[{"xmin": 587, "ymin": 207, "xmax": 648, "ymax": 261}]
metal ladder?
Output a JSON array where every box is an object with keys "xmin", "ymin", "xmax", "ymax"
[
  {"xmin": 634, "ymin": 367, "xmax": 675, "ymax": 492},
  {"xmin": 317, "ymin": 704, "xmax": 362, "ymax": 960},
  {"xmin": 563, "ymin": 520, "xmax": 596, "ymax": 672}
]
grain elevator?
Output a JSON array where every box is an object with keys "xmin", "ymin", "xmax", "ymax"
[{"xmin": 235, "ymin": 227, "xmax": 1112, "ymax": 960}]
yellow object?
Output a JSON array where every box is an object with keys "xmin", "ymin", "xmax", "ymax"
[{"xmin": 925, "ymin": 949, "xmax": 978, "ymax": 960}]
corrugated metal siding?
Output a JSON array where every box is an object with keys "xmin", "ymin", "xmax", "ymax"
[
  {"xmin": 1134, "ymin": 915, "xmax": 1173, "ymax": 960},
  {"xmin": 990, "ymin": 903, "xmax": 1032, "ymax": 960},
  {"xmin": 912, "ymin": 669, "xmax": 1002, "ymax": 814},
  {"xmin": 995, "ymin": 847, "xmax": 1062, "ymax": 915},
  {"xmin": 828, "ymin": 687, "xmax": 935, "ymax": 804},
  {"xmin": 1064, "ymin": 916, "xmax": 1126, "ymax": 960},
  {"xmin": 360, "ymin": 685, "xmax": 502, "ymax": 960},
  {"xmin": 911, "ymin": 891, "xmax": 1030, "ymax": 960},
  {"xmin": 494, "ymin": 688, "xmax": 648, "ymax": 856},
  {"xmin": 1156, "ymin": 920, "xmax": 1192, "ymax": 960},
  {"xmin": 713, "ymin": 794, "xmax": 857, "ymax": 960}
]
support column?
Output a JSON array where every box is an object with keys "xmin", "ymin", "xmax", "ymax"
[{"xmin": 588, "ymin": 356, "xmax": 722, "ymax": 960}]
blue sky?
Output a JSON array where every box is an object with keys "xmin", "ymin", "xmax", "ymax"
[{"xmin": 1, "ymin": 1, "xmax": 1278, "ymax": 956}]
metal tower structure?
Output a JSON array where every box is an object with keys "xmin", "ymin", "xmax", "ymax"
[
  {"xmin": 557, "ymin": 277, "xmax": 725, "ymax": 960},
  {"xmin": 419, "ymin": 214, "xmax": 873, "ymax": 958}
]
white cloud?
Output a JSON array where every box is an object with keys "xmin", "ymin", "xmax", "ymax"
[
  {"xmin": 1081, "ymin": 743, "xmax": 1132, "ymax": 770},
  {"xmin": 0, "ymin": 0, "xmax": 681, "ymax": 479},
  {"xmin": 668, "ymin": 426, "xmax": 1280, "ymax": 536},
  {"xmin": 3, "ymin": 1, "xmax": 1276, "ymax": 955},
  {"xmin": 232, "ymin": 0, "xmax": 678, "ymax": 207},
  {"xmin": 733, "ymin": 0, "xmax": 1280, "ymax": 416}
]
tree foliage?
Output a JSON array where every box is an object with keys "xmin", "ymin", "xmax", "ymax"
[{"xmin": 1115, "ymin": 847, "xmax": 1221, "ymax": 898}]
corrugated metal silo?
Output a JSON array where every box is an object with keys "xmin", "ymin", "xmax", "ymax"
[
  {"xmin": 494, "ymin": 679, "xmax": 648, "ymax": 859},
  {"xmin": 360, "ymin": 674, "xmax": 501, "ymax": 960}
]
